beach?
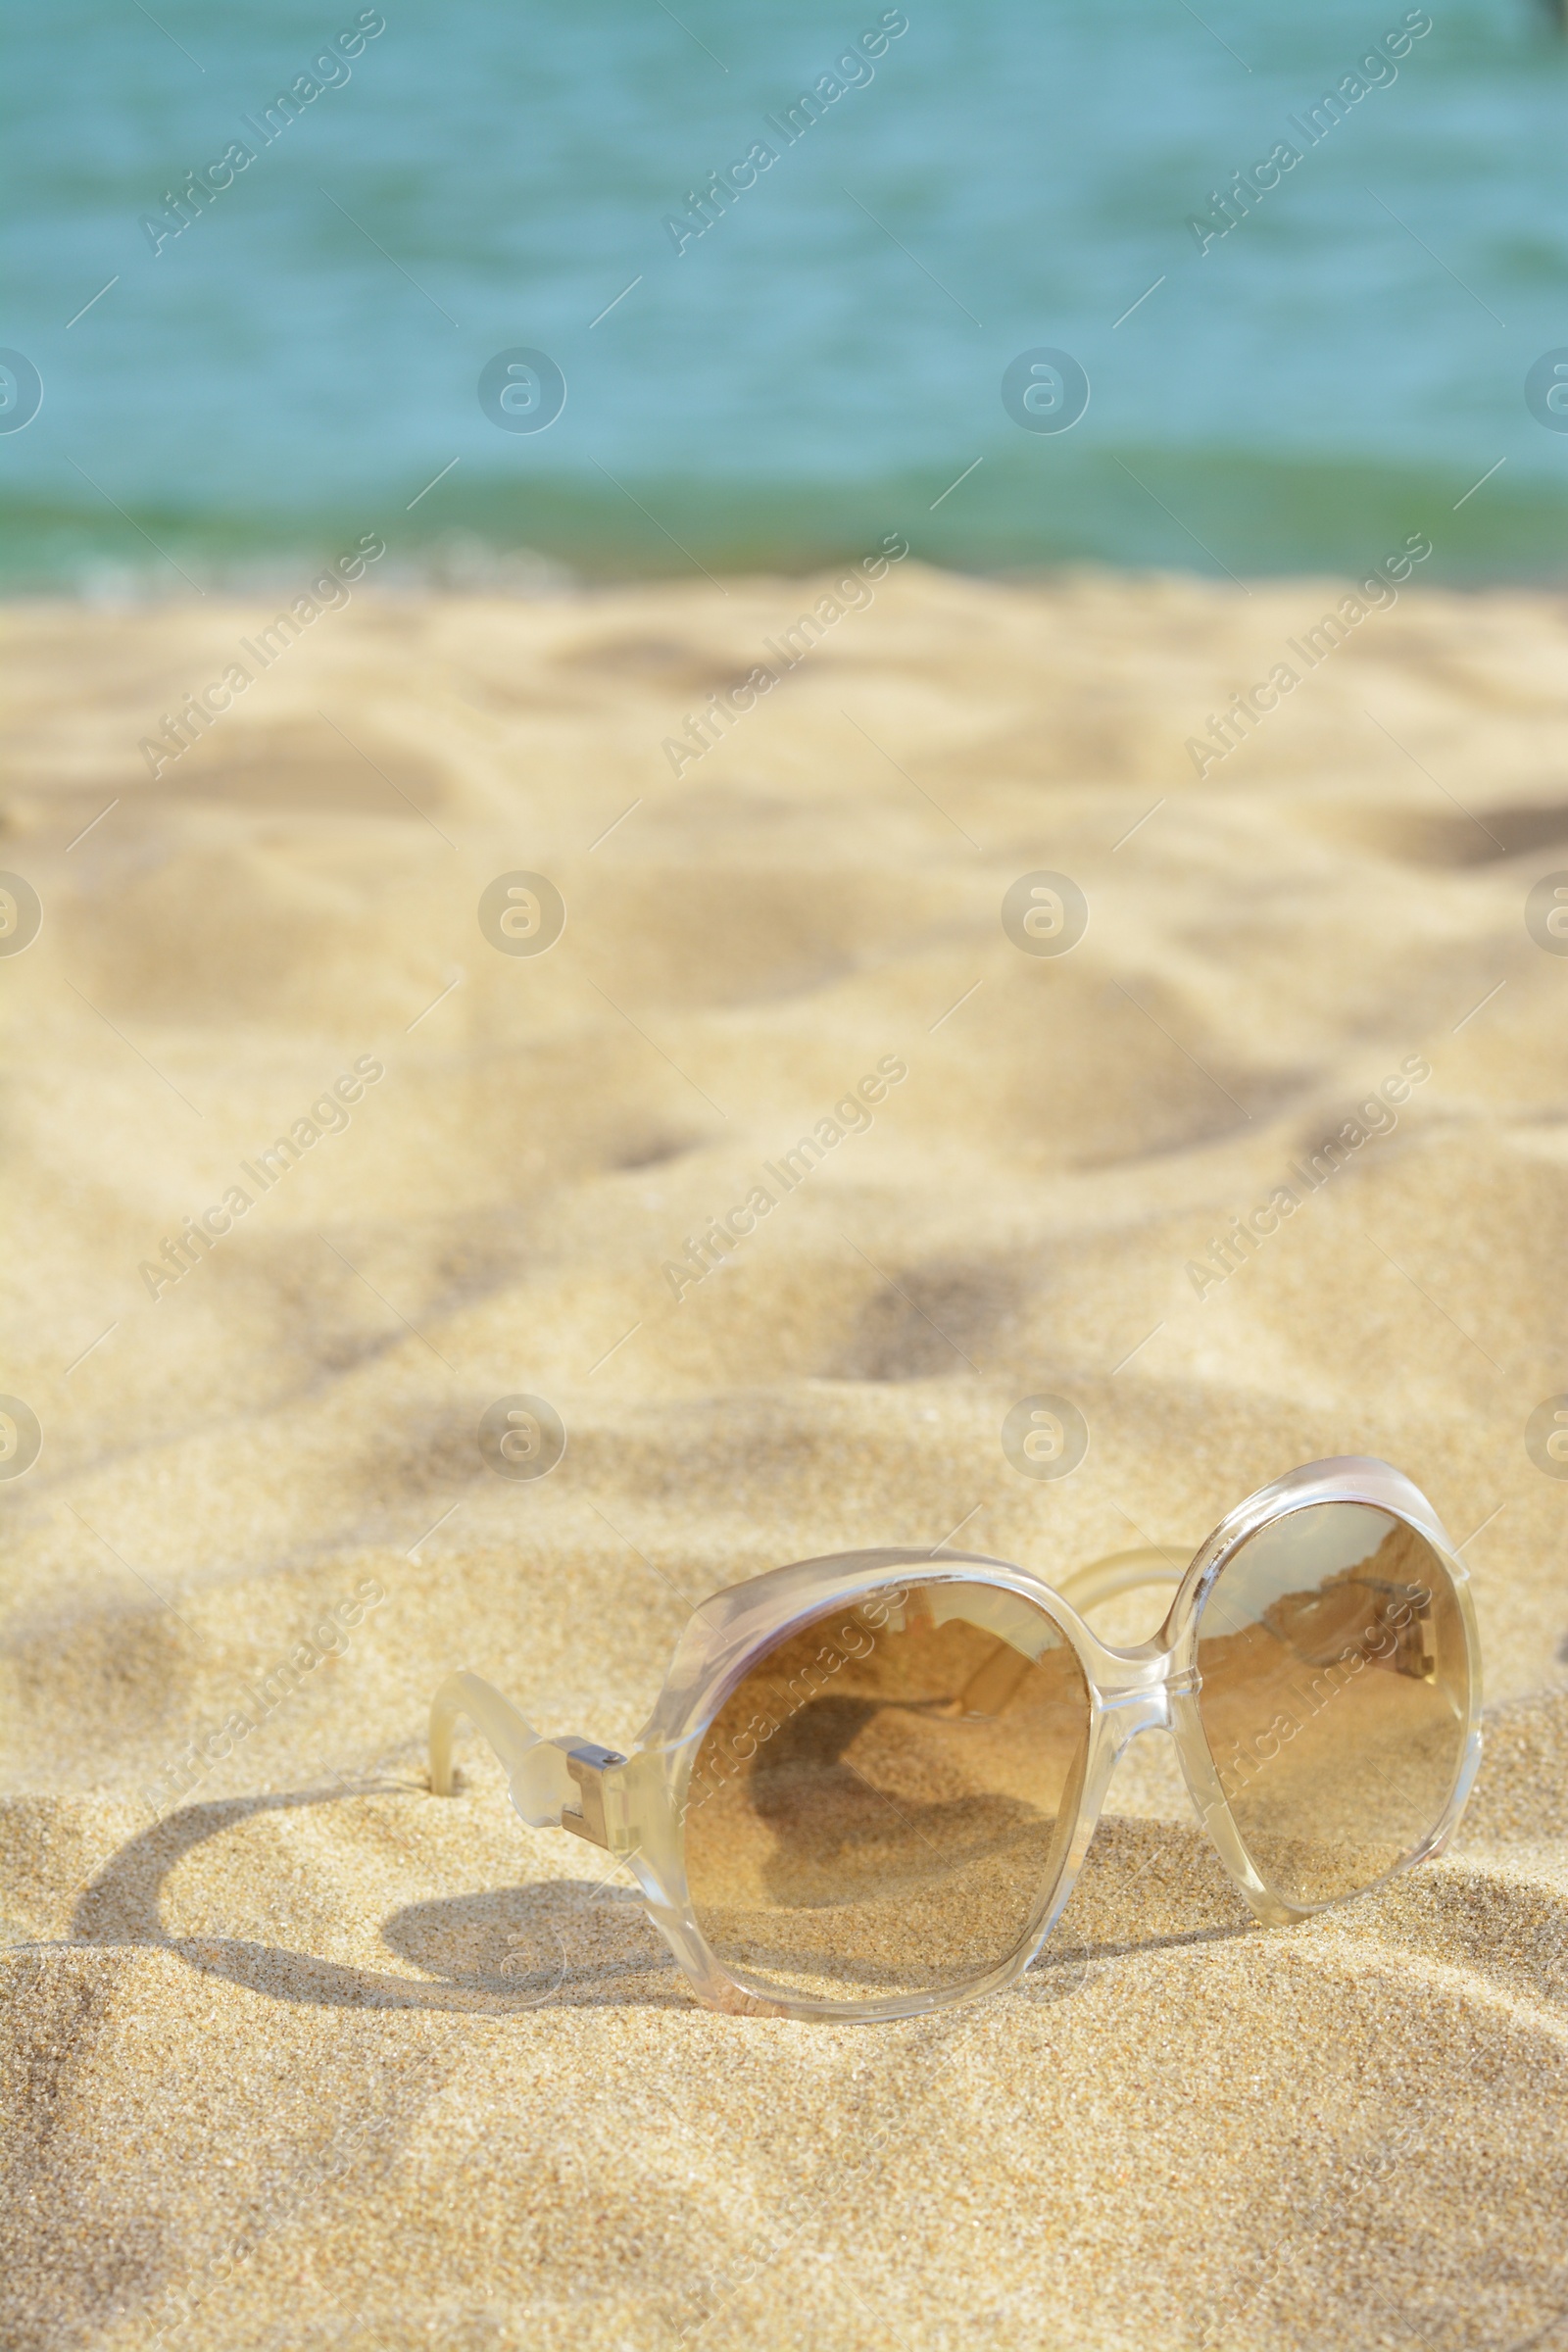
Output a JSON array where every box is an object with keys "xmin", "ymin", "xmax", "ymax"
[{"xmin": 3, "ymin": 559, "xmax": 1568, "ymax": 2349}]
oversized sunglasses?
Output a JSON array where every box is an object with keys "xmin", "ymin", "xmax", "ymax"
[{"xmin": 428, "ymin": 1456, "xmax": 1482, "ymax": 2021}]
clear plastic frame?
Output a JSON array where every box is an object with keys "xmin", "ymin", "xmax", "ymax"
[{"xmin": 428, "ymin": 1456, "xmax": 1483, "ymax": 2022}]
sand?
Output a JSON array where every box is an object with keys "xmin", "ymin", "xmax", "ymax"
[{"xmin": 3, "ymin": 558, "xmax": 1568, "ymax": 2350}]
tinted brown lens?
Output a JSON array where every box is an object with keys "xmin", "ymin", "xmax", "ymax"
[
  {"xmin": 683, "ymin": 1581, "xmax": 1092, "ymax": 2006},
  {"xmin": 1196, "ymin": 1502, "xmax": 1469, "ymax": 1907}
]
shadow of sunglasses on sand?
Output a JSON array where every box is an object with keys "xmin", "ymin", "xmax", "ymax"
[{"xmin": 52, "ymin": 1786, "xmax": 1277, "ymax": 2015}]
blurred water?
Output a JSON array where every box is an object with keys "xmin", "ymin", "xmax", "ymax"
[{"xmin": 2, "ymin": 0, "xmax": 1564, "ymax": 591}]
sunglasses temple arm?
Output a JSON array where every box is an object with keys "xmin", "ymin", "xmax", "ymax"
[
  {"xmin": 1057, "ymin": 1545, "xmax": 1187, "ymax": 1616},
  {"xmin": 428, "ymin": 1668, "xmax": 578, "ymax": 1827}
]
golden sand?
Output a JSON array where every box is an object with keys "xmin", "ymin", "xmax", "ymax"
[{"xmin": 3, "ymin": 561, "xmax": 1567, "ymax": 2348}]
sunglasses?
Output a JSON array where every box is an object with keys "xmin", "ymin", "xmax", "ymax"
[{"xmin": 428, "ymin": 1455, "xmax": 1482, "ymax": 2022}]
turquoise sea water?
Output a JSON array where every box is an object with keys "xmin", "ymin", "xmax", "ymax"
[{"xmin": 2, "ymin": 0, "xmax": 1565, "ymax": 591}]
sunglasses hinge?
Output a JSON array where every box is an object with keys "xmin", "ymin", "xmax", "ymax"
[{"xmin": 560, "ymin": 1740, "xmax": 628, "ymax": 1848}]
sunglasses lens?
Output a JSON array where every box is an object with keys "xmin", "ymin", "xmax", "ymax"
[
  {"xmin": 1195, "ymin": 1502, "xmax": 1471, "ymax": 1907},
  {"xmin": 683, "ymin": 1580, "xmax": 1091, "ymax": 2008}
]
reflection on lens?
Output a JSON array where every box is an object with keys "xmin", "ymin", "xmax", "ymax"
[
  {"xmin": 1196, "ymin": 1502, "xmax": 1469, "ymax": 1908},
  {"xmin": 683, "ymin": 1581, "xmax": 1091, "ymax": 2007}
]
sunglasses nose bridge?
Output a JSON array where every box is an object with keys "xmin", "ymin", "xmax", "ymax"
[{"xmin": 1092, "ymin": 1649, "xmax": 1189, "ymax": 1750}]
